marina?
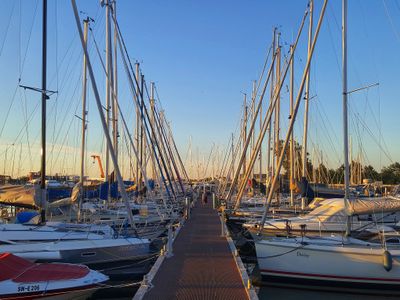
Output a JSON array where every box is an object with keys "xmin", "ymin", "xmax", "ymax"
[{"xmin": 1, "ymin": 0, "xmax": 400, "ymax": 299}]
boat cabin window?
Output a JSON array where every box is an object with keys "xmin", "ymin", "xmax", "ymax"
[
  {"xmin": 81, "ymin": 252, "xmax": 96, "ymax": 257},
  {"xmin": 356, "ymin": 214, "xmax": 373, "ymax": 222}
]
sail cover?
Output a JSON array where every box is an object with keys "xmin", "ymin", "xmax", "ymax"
[
  {"xmin": 48, "ymin": 182, "xmax": 81, "ymax": 208},
  {"xmin": 0, "ymin": 185, "xmax": 42, "ymax": 208},
  {"xmin": 346, "ymin": 196, "xmax": 400, "ymax": 216},
  {"xmin": 70, "ymin": 182, "xmax": 81, "ymax": 202}
]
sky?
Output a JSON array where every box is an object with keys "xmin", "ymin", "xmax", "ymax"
[{"xmin": 0, "ymin": 0, "xmax": 399, "ymax": 178}]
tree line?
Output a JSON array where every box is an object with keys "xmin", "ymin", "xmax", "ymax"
[{"xmin": 277, "ymin": 140, "xmax": 400, "ymax": 185}]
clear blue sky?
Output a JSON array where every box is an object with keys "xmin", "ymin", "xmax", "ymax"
[{"xmin": 0, "ymin": 0, "xmax": 399, "ymax": 177}]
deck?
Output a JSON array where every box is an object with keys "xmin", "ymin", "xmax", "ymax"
[{"xmin": 138, "ymin": 197, "xmax": 251, "ymax": 300}]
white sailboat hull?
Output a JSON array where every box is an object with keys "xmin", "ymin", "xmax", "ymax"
[
  {"xmin": 256, "ymin": 237, "xmax": 400, "ymax": 288},
  {"xmin": 0, "ymin": 238, "xmax": 150, "ymax": 264}
]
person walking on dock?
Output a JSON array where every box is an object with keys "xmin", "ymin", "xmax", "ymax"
[{"xmin": 202, "ymin": 192, "xmax": 207, "ymax": 205}]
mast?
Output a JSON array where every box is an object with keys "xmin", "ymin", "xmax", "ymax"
[
  {"xmin": 312, "ymin": 147, "xmax": 316, "ymax": 182},
  {"xmin": 231, "ymin": 133, "xmax": 234, "ymax": 182},
  {"xmin": 150, "ymin": 82, "xmax": 156, "ymax": 180},
  {"xmin": 105, "ymin": 0, "xmax": 111, "ymax": 193},
  {"xmin": 342, "ymin": 0, "xmax": 351, "ymax": 236},
  {"xmin": 196, "ymin": 147, "xmax": 200, "ymax": 180},
  {"xmin": 166, "ymin": 120, "xmax": 190, "ymax": 185},
  {"xmin": 78, "ymin": 17, "xmax": 89, "ymax": 222},
  {"xmin": 301, "ymin": 0, "xmax": 313, "ymax": 210},
  {"xmin": 242, "ymin": 94, "xmax": 247, "ymax": 178},
  {"xmin": 112, "ymin": 0, "xmax": 118, "ymax": 165},
  {"xmin": 40, "ymin": 0, "xmax": 47, "ymax": 223},
  {"xmin": 274, "ymin": 36, "xmax": 281, "ymax": 205},
  {"xmin": 289, "ymin": 44, "xmax": 295, "ymax": 206},
  {"xmin": 349, "ymin": 136, "xmax": 353, "ymax": 184},
  {"xmin": 158, "ymin": 112, "xmax": 184, "ymax": 194},
  {"xmin": 135, "ymin": 62, "xmax": 140, "ymax": 190},
  {"xmin": 259, "ymin": 90, "xmax": 262, "ymax": 189},
  {"xmin": 143, "ymin": 101, "xmax": 147, "ymax": 184},
  {"xmin": 189, "ymin": 135, "xmax": 193, "ymax": 179},
  {"xmin": 359, "ymin": 152, "xmax": 362, "ymax": 184},
  {"xmin": 139, "ymin": 73, "xmax": 145, "ymax": 193},
  {"xmin": 266, "ymin": 27, "xmax": 276, "ymax": 189},
  {"xmin": 251, "ymin": 80, "xmax": 256, "ymax": 180},
  {"xmin": 212, "ymin": 146, "xmax": 216, "ymax": 180}
]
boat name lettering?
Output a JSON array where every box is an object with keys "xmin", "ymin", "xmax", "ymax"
[
  {"xmin": 18, "ymin": 285, "xmax": 40, "ymax": 292},
  {"xmin": 296, "ymin": 251, "xmax": 309, "ymax": 258}
]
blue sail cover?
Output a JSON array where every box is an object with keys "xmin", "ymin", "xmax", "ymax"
[
  {"xmin": 16, "ymin": 211, "xmax": 40, "ymax": 224},
  {"xmin": 47, "ymin": 188, "xmax": 71, "ymax": 201},
  {"xmin": 99, "ymin": 182, "xmax": 119, "ymax": 200},
  {"xmin": 148, "ymin": 179, "xmax": 155, "ymax": 190}
]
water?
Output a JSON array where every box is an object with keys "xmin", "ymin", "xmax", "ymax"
[
  {"xmin": 89, "ymin": 281, "xmax": 139, "ymax": 299},
  {"xmin": 258, "ymin": 285, "xmax": 399, "ymax": 299},
  {"xmin": 246, "ymin": 262, "xmax": 399, "ymax": 300}
]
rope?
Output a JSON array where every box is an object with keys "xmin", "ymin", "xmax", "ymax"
[
  {"xmin": 97, "ymin": 253, "xmax": 158, "ymax": 273},
  {"xmin": 257, "ymin": 243, "xmax": 305, "ymax": 259},
  {"xmin": 96, "ymin": 281, "xmax": 142, "ymax": 289}
]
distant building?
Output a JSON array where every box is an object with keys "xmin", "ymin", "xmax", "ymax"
[{"xmin": 0, "ymin": 175, "xmax": 11, "ymax": 184}]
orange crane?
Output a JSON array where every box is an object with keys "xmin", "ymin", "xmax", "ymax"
[{"xmin": 91, "ymin": 155, "xmax": 105, "ymax": 179}]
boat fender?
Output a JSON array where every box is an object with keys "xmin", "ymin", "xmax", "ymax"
[
  {"xmin": 300, "ymin": 224, "xmax": 307, "ymax": 237},
  {"xmin": 383, "ymin": 250, "xmax": 392, "ymax": 272},
  {"xmin": 285, "ymin": 220, "xmax": 292, "ymax": 236},
  {"xmin": 111, "ymin": 224, "xmax": 119, "ymax": 239}
]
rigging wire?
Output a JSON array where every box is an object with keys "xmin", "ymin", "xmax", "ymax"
[
  {"xmin": 326, "ymin": 3, "xmax": 341, "ymax": 76},
  {"xmin": 50, "ymin": 77, "xmax": 82, "ymax": 170},
  {"xmin": 22, "ymin": 89, "xmax": 33, "ymax": 169},
  {"xmin": 382, "ymin": 0, "xmax": 400, "ymax": 44},
  {"xmin": 0, "ymin": 99, "xmax": 40, "ymax": 162},
  {"xmin": 0, "ymin": 0, "xmax": 16, "ymax": 58},
  {"xmin": 0, "ymin": 1, "xmax": 39, "ymax": 140},
  {"xmin": 349, "ymin": 105, "xmax": 392, "ymax": 163}
]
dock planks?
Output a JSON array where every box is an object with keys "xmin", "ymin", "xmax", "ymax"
[{"xmin": 142, "ymin": 199, "xmax": 249, "ymax": 300}]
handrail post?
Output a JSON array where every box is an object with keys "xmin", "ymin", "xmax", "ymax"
[
  {"xmin": 220, "ymin": 210, "xmax": 226, "ymax": 237},
  {"xmin": 185, "ymin": 197, "xmax": 190, "ymax": 219},
  {"xmin": 166, "ymin": 224, "xmax": 173, "ymax": 257},
  {"xmin": 212, "ymin": 192, "xmax": 216, "ymax": 209}
]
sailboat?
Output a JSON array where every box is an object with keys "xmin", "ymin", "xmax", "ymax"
[{"xmin": 254, "ymin": 0, "xmax": 400, "ymax": 290}]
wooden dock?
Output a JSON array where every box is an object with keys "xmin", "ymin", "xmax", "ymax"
[{"xmin": 134, "ymin": 197, "xmax": 256, "ymax": 300}]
